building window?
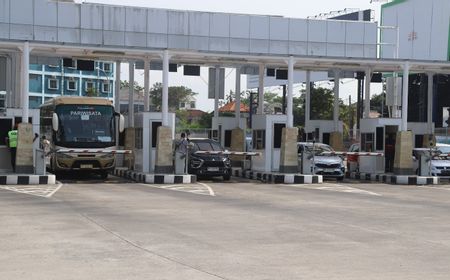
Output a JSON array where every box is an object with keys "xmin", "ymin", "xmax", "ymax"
[
  {"xmin": 0, "ymin": 92, "xmax": 5, "ymax": 110},
  {"xmin": 102, "ymin": 82, "xmax": 110, "ymax": 93},
  {"xmin": 29, "ymin": 96, "xmax": 42, "ymax": 109},
  {"xmin": 180, "ymin": 102, "xmax": 186, "ymax": 109},
  {"xmin": 135, "ymin": 128, "xmax": 143, "ymax": 149},
  {"xmin": 67, "ymin": 80, "xmax": 77, "ymax": 91},
  {"xmin": 48, "ymin": 78, "xmax": 59, "ymax": 90},
  {"xmin": 253, "ymin": 130, "xmax": 266, "ymax": 150},
  {"xmin": 103, "ymin": 63, "xmax": 112, "ymax": 72},
  {"xmin": 85, "ymin": 81, "xmax": 94, "ymax": 92},
  {"xmin": 190, "ymin": 101, "xmax": 196, "ymax": 109},
  {"xmin": 68, "ymin": 60, "xmax": 77, "ymax": 69},
  {"xmin": 361, "ymin": 133, "xmax": 374, "ymax": 152}
]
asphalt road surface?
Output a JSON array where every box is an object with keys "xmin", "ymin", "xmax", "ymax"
[{"xmin": 1, "ymin": 176, "xmax": 450, "ymax": 279}]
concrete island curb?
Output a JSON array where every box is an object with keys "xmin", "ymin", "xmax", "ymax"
[
  {"xmin": 113, "ymin": 168, "xmax": 196, "ymax": 184},
  {"xmin": 346, "ymin": 172, "xmax": 440, "ymax": 185},
  {"xmin": 232, "ymin": 169, "xmax": 323, "ymax": 184},
  {"xmin": 0, "ymin": 174, "xmax": 56, "ymax": 185}
]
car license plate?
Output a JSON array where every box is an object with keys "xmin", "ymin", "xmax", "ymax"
[
  {"xmin": 80, "ymin": 164, "xmax": 93, "ymax": 169},
  {"xmin": 324, "ymin": 169, "xmax": 335, "ymax": 173},
  {"xmin": 207, "ymin": 167, "xmax": 219, "ymax": 172}
]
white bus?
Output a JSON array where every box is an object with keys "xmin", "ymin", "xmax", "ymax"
[{"xmin": 40, "ymin": 96, "xmax": 124, "ymax": 178}]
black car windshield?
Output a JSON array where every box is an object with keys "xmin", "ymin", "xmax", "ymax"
[
  {"xmin": 192, "ymin": 140, "xmax": 223, "ymax": 152},
  {"xmin": 55, "ymin": 104, "xmax": 115, "ymax": 147}
]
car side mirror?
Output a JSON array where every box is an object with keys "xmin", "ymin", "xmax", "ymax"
[
  {"xmin": 52, "ymin": 113, "xmax": 59, "ymax": 132},
  {"xmin": 118, "ymin": 114, "xmax": 125, "ymax": 133}
]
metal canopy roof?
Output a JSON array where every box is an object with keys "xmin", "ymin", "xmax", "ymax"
[{"xmin": 1, "ymin": 41, "xmax": 449, "ymax": 75}]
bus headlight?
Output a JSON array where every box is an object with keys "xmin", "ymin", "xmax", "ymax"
[
  {"xmin": 99, "ymin": 153, "xmax": 114, "ymax": 159},
  {"xmin": 57, "ymin": 153, "xmax": 74, "ymax": 159}
]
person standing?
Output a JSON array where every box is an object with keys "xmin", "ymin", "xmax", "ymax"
[
  {"xmin": 385, "ymin": 134, "xmax": 395, "ymax": 173},
  {"xmin": 175, "ymin": 132, "xmax": 189, "ymax": 174},
  {"xmin": 5, "ymin": 124, "xmax": 18, "ymax": 172}
]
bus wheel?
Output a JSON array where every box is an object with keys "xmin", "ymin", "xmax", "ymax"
[{"xmin": 99, "ymin": 171, "xmax": 108, "ymax": 180}]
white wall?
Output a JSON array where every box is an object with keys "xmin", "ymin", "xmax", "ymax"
[
  {"xmin": 381, "ymin": 0, "xmax": 450, "ymax": 60},
  {"xmin": 0, "ymin": 0, "xmax": 378, "ymax": 59}
]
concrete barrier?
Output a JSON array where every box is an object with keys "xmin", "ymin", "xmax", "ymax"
[{"xmin": 0, "ymin": 174, "xmax": 56, "ymax": 185}]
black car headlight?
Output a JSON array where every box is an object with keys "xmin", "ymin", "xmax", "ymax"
[
  {"xmin": 190, "ymin": 157, "xmax": 204, "ymax": 168},
  {"xmin": 223, "ymin": 157, "xmax": 231, "ymax": 167}
]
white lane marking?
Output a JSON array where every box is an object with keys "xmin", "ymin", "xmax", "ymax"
[
  {"xmin": 417, "ymin": 185, "xmax": 450, "ymax": 191},
  {"xmin": 137, "ymin": 183, "xmax": 215, "ymax": 196},
  {"xmin": 170, "ymin": 186, "xmax": 193, "ymax": 190},
  {"xmin": 291, "ymin": 183, "xmax": 381, "ymax": 196},
  {"xmin": 0, "ymin": 183, "xmax": 64, "ymax": 198},
  {"xmin": 197, "ymin": 182, "xmax": 215, "ymax": 196},
  {"xmin": 46, "ymin": 182, "xmax": 64, "ymax": 198}
]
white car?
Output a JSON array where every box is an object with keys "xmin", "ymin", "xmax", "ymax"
[
  {"xmin": 432, "ymin": 144, "xmax": 450, "ymax": 177},
  {"xmin": 297, "ymin": 142, "xmax": 345, "ymax": 181},
  {"xmin": 413, "ymin": 144, "xmax": 450, "ymax": 177}
]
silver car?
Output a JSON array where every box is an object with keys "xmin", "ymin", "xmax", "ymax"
[
  {"xmin": 297, "ymin": 142, "xmax": 345, "ymax": 181},
  {"xmin": 413, "ymin": 144, "xmax": 450, "ymax": 177},
  {"xmin": 431, "ymin": 144, "xmax": 450, "ymax": 177}
]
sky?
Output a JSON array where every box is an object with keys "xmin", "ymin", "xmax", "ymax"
[{"xmin": 85, "ymin": 0, "xmax": 384, "ymax": 112}]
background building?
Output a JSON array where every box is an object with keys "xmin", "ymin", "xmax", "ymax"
[
  {"xmin": 27, "ymin": 60, "xmax": 115, "ymax": 108},
  {"xmin": 380, "ymin": 0, "xmax": 450, "ymax": 129}
]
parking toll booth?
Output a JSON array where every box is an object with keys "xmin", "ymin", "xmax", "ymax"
[
  {"xmin": 304, "ymin": 120, "xmax": 344, "ymax": 146},
  {"xmin": 251, "ymin": 114, "xmax": 287, "ymax": 172},
  {"xmin": 360, "ymin": 118, "xmax": 431, "ymax": 174},
  {"xmin": 212, "ymin": 116, "xmax": 248, "ymax": 168},
  {"xmin": 0, "ymin": 116, "xmax": 14, "ymax": 171},
  {"xmin": 212, "ymin": 116, "xmax": 247, "ymax": 151},
  {"xmin": 0, "ymin": 109, "xmax": 40, "ymax": 172},
  {"xmin": 360, "ymin": 118, "xmax": 399, "ymax": 174},
  {"xmin": 133, "ymin": 112, "xmax": 175, "ymax": 173}
]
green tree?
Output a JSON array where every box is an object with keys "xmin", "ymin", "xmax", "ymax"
[
  {"xmin": 198, "ymin": 112, "xmax": 213, "ymax": 128},
  {"xmin": 293, "ymin": 94, "xmax": 305, "ymax": 127},
  {"xmin": 307, "ymin": 87, "xmax": 334, "ymax": 120},
  {"xmin": 339, "ymin": 101, "xmax": 356, "ymax": 140},
  {"xmin": 150, "ymin": 82, "xmax": 198, "ymax": 111},
  {"xmin": 120, "ymin": 80, "xmax": 143, "ymax": 92},
  {"xmin": 370, "ymin": 93, "xmax": 389, "ymax": 118},
  {"xmin": 264, "ymin": 91, "xmax": 283, "ymax": 104}
]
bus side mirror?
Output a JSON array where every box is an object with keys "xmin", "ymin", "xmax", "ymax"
[
  {"xmin": 119, "ymin": 114, "xmax": 125, "ymax": 133},
  {"xmin": 52, "ymin": 113, "xmax": 59, "ymax": 132}
]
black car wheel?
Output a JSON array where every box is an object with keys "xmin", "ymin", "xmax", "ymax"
[
  {"xmin": 223, "ymin": 174, "xmax": 231, "ymax": 181},
  {"xmin": 99, "ymin": 171, "xmax": 108, "ymax": 179}
]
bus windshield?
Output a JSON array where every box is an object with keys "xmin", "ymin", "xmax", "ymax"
[{"xmin": 55, "ymin": 104, "xmax": 115, "ymax": 148}]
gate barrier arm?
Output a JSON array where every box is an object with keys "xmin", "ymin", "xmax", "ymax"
[
  {"xmin": 319, "ymin": 152, "xmax": 384, "ymax": 157},
  {"xmin": 55, "ymin": 149, "xmax": 133, "ymax": 154},
  {"xmin": 194, "ymin": 151, "xmax": 261, "ymax": 156}
]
